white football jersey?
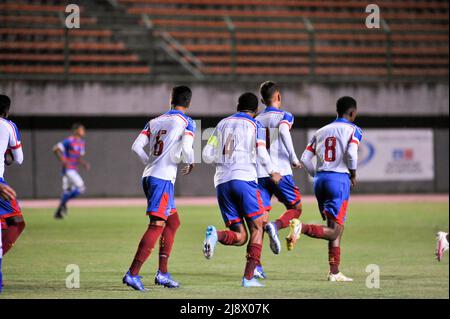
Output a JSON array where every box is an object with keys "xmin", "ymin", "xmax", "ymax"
[
  {"xmin": 0, "ymin": 118, "xmax": 22, "ymax": 179},
  {"xmin": 139, "ymin": 110, "xmax": 195, "ymax": 182},
  {"xmin": 306, "ymin": 118, "xmax": 363, "ymax": 174},
  {"xmin": 256, "ymin": 107, "xmax": 294, "ymax": 177},
  {"xmin": 208, "ymin": 112, "xmax": 266, "ymax": 187}
]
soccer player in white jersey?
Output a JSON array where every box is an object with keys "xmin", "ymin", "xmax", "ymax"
[
  {"xmin": 436, "ymin": 232, "xmax": 449, "ymax": 261},
  {"xmin": 202, "ymin": 92, "xmax": 282, "ymax": 288},
  {"xmin": 291, "ymin": 96, "xmax": 362, "ymax": 282},
  {"xmin": 255, "ymin": 81, "xmax": 303, "ymax": 263},
  {"xmin": 0, "ymin": 95, "xmax": 25, "ymax": 293},
  {"xmin": 123, "ymin": 86, "xmax": 196, "ymax": 291}
]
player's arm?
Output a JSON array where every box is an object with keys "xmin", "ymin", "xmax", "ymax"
[
  {"xmin": 180, "ymin": 120, "xmax": 196, "ymax": 175},
  {"xmin": 300, "ymin": 136, "xmax": 316, "ymax": 177},
  {"xmin": 256, "ymin": 124, "xmax": 282, "ymax": 184},
  {"xmin": 8, "ymin": 121, "xmax": 23, "ymax": 165},
  {"xmin": 0, "ymin": 183, "xmax": 16, "ymax": 201},
  {"xmin": 346, "ymin": 127, "xmax": 363, "ymax": 187},
  {"xmin": 202, "ymin": 127, "xmax": 219, "ymax": 164},
  {"xmin": 53, "ymin": 141, "xmax": 68, "ymax": 166},
  {"xmin": 279, "ymin": 112, "xmax": 301, "ymax": 168},
  {"xmin": 131, "ymin": 123, "xmax": 150, "ymax": 165}
]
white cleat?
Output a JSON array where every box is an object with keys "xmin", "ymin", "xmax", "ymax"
[
  {"xmin": 264, "ymin": 222, "xmax": 281, "ymax": 255},
  {"xmin": 327, "ymin": 272, "xmax": 353, "ymax": 282},
  {"xmin": 436, "ymin": 231, "xmax": 449, "ymax": 262}
]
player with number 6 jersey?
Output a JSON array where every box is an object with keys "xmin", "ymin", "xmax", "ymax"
[
  {"xmin": 123, "ymin": 86, "xmax": 196, "ymax": 291},
  {"xmin": 291, "ymin": 96, "xmax": 363, "ymax": 282}
]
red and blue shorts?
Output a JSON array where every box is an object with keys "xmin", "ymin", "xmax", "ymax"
[
  {"xmin": 313, "ymin": 171, "xmax": 350, "ymax": 225},
  {"xmin": 216, "ymin": 180, "xmax": 265, "ymax": 227},
  {"xmin": 142, "ymin": 176, "xmax": 177, "ymax": 221},
  {"xmin": 258, "ymin": 175, "xmax": 302, "ymax": 211},
  {"xmin": 0, "ymin": 178, "xmax": 23, "ymax": 228}
]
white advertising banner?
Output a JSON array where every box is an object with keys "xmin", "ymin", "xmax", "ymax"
[{"xmin": 306, "ymin": 129, "xmax": 434, "ymax": 181}]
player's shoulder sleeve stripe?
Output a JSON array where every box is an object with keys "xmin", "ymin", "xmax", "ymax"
[
  {"xmin": 6, "ymin": 119, "xmax": 21, "ymax": 145},
  {"xmin": 280, "ymin": 111, "xmax": 294, "ymax": 128},
  {"xmin": 354, "ymin": 125, "xmax": 363, "ymax": 142},
  {"xmin": 140, "ymin": 122, "xmax": 151, "ymax": 136},
  {"xmin": 185, "ymin": 116, "xmax": 196, "ymax": 135}
]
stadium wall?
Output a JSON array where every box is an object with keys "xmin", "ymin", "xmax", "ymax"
[{"xmin": 2, "ymin": 81, "xmax": 449, "ymax": 116}]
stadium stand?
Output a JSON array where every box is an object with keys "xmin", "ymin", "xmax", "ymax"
[{"xmin": 0, "ymin": 0, "xmax": 448, "ymax": 81}]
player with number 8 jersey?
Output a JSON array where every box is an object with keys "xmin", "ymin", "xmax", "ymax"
[
  {"xmin": 291, "ymin": 96, "xmax": 363, "ymax": 282},
  {"xmin": 123, "ymin": 86, "xmax": 196, "ymax": 291}
]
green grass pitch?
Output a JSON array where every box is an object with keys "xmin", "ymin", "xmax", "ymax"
[{"xmin": 0, "ymin": 201, "xmax": 448, "ymax": 299}]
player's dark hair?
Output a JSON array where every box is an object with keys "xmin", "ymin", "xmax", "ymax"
[
  {"xmin": 237, "ymin": 92, "xmax": 258, "ymax": 113},
  {"xmin": 336, "ymin": 96, "xmax": 357, "ymax": 117},
  {"xmin": 171, "ymin": 85, "xmax": 192, "ymax": 108},
  {"xmin": 260, "ymin": 81, "xmax": 279, "ymax": 105},
  {"xmin": 72, "ymin": 123, "xmax": 84, "ymax": 131},
  {"xmin": 0, "ymin": 94, "xmax": 11, "ymax": 117}
]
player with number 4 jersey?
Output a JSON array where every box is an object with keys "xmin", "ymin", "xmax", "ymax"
[
  {"xmin": 123, "ymin": 86, "xmax": 196, "ymax": 291},
  {"xmin": 290, "ymin": 96, "xmax": 362, "ymax": 282},
  {"xmin": 202, "ymin": 92, "xmax": 282, "ymax": 288}
]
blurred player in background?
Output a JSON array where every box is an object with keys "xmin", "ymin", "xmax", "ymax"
[
  {"xmin": 256, "ymin": 81, "xmax": 303, "ymax": 266},
  {"xmin": 53, "ymin": 123, "xmax": 90, "ymax": 219},
  {"xmin": 436, "ymin": 232, "xmax": 449, "ymax": 261},
  {"xmin": 123, "ymin": 85, "xmax": 196, "ymax": 291},
  {"xmin": 0, "ymin": 94, "xmax": 25, "ymax": 293},
  {"xmin": 294, "ymin": 96, "xmax": 362, "ymax": 282},
  {"xmin": 202, "ymin": 92, "xmax": 281, "ymax": 288}
]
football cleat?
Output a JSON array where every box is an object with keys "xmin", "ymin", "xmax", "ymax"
[
  {"xmin": 436, "ymin": 231, "xmax": 449, "ymax": 262},
  {"xmin": 61, "ymin": 203, "xmax": 68, "ymax": 216},
  {"xmin": 253, "ymin": 265, "xmax": 267, "ymax": 279},
  {"xmin": 286, "ymin": 219, "xmax": 302, "ymax": 251},
  {"xmin": 242, "ymin": 277, "xmax": 265, "ymax": 287},
  {"xmin": 203, "ymin": 225, "xmax": 218, "ymax": 259},
  {"xmin": 155, "ymin": 270, "xmax": 180, "ymax": 288},
  {"xmin": 54, "ymin": 206, "xmax": 64, "ymax": 220},
  {"xmin": 122, "ymin": 271, "xmax": 148, "ymax": 292},
  {"xmin": 264, "ymin": 222, "xmax": 281, "ymax": 255},
  {"xmin": 327, "ymin": 272, "xmax": 353, "ymax": 282}
]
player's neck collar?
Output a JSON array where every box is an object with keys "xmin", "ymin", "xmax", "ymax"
[
  {"xmin": 265, "ymin": 106, "xmax": 281, "ymax": 112},
  {"xmin": 235, "ymin": 112, "xmax": 255, "ymax": 120},
  {"xmin": 335, "ymin": 117, "xmax": 353, "ymax": 124}
]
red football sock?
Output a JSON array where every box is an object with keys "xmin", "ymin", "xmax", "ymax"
[
  {"xmin": 301, "ymin": 224, "xmax": 325, "ymax": 239},
  {"xmin": 129, "ymin": 224, "xmax": 164, "ymax": 276},
  {"xmin": 158, "ymin": 213, "xmax": 180, "ymax": 274},
  {"xmin": 329, "ymin": 245, "xmax": 341, "ymax": 274},
  {"xmin": 217, "ymin": 230, "xmax": 239, "ymax": 246},
  {"xmin": 244, "ymin": 243, "xmax": 262, "ymax": 280},
  {"xmin": 2, "ymin": 220, "xmax": 26, "ymax": 255},
  {"xmin": 274, "ymin": 208, "xmax": 302, "ymax": 230}
]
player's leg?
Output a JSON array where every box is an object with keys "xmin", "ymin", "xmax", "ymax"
[
  {"xmin": 242, "ymin": 215, "xmax": 265, "ymax": 287},
  {"xmin": 254, "ymin": 211, "xmax": 269, "ymax": 279},
  {"xmin": 272, "ymin": 175, "xmax": 303, "ymax": 231},
  {"xmin": 63, "ymin": 170, "xmax": 85, "ymax": 207},
  {"xmin": 155, "ymin": 184, "xmax": 181, "ymax": 288},
  {"xmin": 237, "ymin": 181, "xmax": 265, "ymax": 287},
  {"xmin": 203, "ymin": 181, "xmax": 248, "ymax": 259},
  {"xmin": 258, "ymin": 177, "xmax": 282, "ymax": 255},
  {"xmin": 0, "ymin": 192, "xmax": 26, "ymax": 255},
  {"xmin": 123, "ymin": 176, "xmax": 171, "ymax": 291},
  {"xmin": 2, "ymin": 215, "xmax": 26, "ymax": 255},
  {"xmin": 436, "ymin": 231, "xmax": 449, "ymax": 262},
  {"xmin": 55, "ymin": 174, "xmax": 70, "ymax": 219}
]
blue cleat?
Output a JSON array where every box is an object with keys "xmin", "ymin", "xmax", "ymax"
[
  {"xmin": 253, "ymin": 265, "xmax": 267, "ymax": 279},
  {"xmin": 122, "ymin": 271, "xmax": 148, "ymax": 292},
  {"xmin": 203, "ymin": 225, "xmax": 218, "ymax": 259},
  {"xmin": 242, "ymin": 277, "xmax": 265, "ymax": 288},
  {"xmin": 264, "ymin": 222, "xmax": 281, "ymax": 255},
  {"xmin": 155, "ymin": 270, "xmax": 180, "ymax": 288}
]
